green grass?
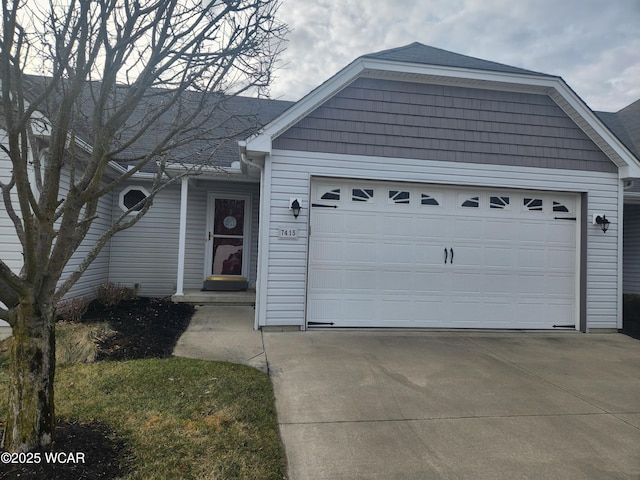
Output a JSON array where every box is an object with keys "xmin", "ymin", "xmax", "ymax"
[{"xmin": 0, "ymin": 339, "xmax": 287, "ymax": 479}]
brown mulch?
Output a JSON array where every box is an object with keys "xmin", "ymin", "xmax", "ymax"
[{"xmin": 1, "ymin": 297, "xmax": 195, "ymax": 480}]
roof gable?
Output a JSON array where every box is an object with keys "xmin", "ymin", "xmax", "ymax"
[{"xmin": 243, "ymin": 43, "xmax": 640, "ymax": 178}]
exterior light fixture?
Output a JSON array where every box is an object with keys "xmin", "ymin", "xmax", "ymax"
[
  {"xmin": 594, "ymin": 214, "xmax": 610, "ymax": 233},
  {"xmin": 290, "ymin": 198, "xmax": 301, "ymax": 218}
]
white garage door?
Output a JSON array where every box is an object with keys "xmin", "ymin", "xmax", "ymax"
[{"xmin": 307, "ymin": 179, "xmax": 579, "ymax": 329}]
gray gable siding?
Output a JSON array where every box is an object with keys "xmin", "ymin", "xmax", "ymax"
[{"xmin": 273, "ymin": 77, "xmax": 616, "ymax": 173}]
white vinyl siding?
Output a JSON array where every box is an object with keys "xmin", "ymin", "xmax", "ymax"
[
  {"xmin": 60, "ymin": 188, "xmax": 113, "ymax": 299},
  {"xmin": 1, "ymin": 140, "xmax": 112, "ymax": 303},
  {"xmin": 260, "ymin": 149, "xmax": 620, "ymax": 330},
  {"xmin": 109, "ymin": 183, "xmax": 181, "ymax": 296},
  {"xmin": 0, "ymin": 130, "xmax": 23, "ymax": 277}
]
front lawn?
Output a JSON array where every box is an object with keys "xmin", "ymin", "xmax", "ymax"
[{"xmin": 0, "ymin": 297, "xmax": 288, "ymax": 479}]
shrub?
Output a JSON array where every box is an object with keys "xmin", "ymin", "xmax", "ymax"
[
  {"xmin": 57, "ymin": 296, "xmax": 90, "ymax": 323},
  {"xmin": 95, "ymin": 282, "xmax": 138, "ymax": 309}
]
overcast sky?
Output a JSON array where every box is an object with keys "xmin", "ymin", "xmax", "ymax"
[{"xmin": 269, "ymin": 0, "xmax": 640, "ymax": 112}]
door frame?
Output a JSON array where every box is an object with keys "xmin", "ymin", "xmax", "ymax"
[{"xmin": 204, "ymin": 192, "xmax": 252, "ymax": 279}]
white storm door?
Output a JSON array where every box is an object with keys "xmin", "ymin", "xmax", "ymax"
[{"xmin": 205, "ymin": 194, "xmax": 251, "ymax": 278}]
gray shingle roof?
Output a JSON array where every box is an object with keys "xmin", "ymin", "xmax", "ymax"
[
  {"xmin": 23, "ymin": 75, "xmax": 293, "ymax": 170},
  {"xmin": 363, "ymin": 42, "xmax": 555, "ymax": 77},
  {"xmin": 596, "ymin": 99, "xmax": 640, "ymax": 159}
]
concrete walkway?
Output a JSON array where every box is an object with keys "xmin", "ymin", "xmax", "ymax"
[
  {"xmin": 172, "ymin": 305, "xmax": 267, "ymax": 372},
  {"xmin": 173, "ymin": 307, "xmax": 640, "ymax": 480}
]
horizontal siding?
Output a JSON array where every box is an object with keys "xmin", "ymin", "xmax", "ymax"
[
  {"xmin": 0, "ymin": 130, "xmax": 23, "ymax": 276},
  {"xmin": 109, "ymin": 184, "xmax": 181, "ymax": 296},
  {"xmin": 60, "ymin": 182, "xmax": 113, "ymax": 299},
  {"xmin": 262, "ymin": 149, "xmax": 620, "ymax": 329},
  {"xmin": 623, "ymin": 204, "xmax": 640, "ymax": 294},
  {"xmin": 1, "ymin": 143, "xmax": 112, "ymax": 303},
  {"xmin": 273, "ymin": 78, "xmax": 616, "ymax": 173}
]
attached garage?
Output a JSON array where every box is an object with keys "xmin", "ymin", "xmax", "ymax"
[
  {"xmin": 308, "ymin": 179, "xmax": 579, "ymax": 329},
  {"xmin": 242, "ymin": 43, "xmax": 640, "ymax": 332}
]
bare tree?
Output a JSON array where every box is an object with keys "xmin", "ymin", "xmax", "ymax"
[{"xmin": 0, "ymin": 0, "xmax": 286, "ymax": 452}]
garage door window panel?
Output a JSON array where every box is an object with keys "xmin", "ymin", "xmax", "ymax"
[
  {"xmin": 523, "ymin": 198, "xmax": 544, "ymax": 212},
  {"xmin": 553, "ymin": 201, "xmax": 571, "ymax": 213},
  {"xmin": 352, "ymin": 188, "xmax": 374, "ymax": 202},
  {"xmin": 460, "ymin": 195, "xmax": 480, "ymax": 208},
  {"xmin": 421, "ymin": 193, "xmax": 441, "ymax": 206},
  {"xmin": 490, "ymin": 196, "xmax": 510, "ymax": 209},
  {"xmin": 319, "ymin": 187, "xmax": 341, "ymax": 201},
  {"xmin": 388, "ymin": 190, "xmax": 410, "ymax": 204}
]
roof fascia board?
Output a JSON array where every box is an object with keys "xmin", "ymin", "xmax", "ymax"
[{"xmin": 546, "ymin": 86, "xmax": 640, "ymax": 177}]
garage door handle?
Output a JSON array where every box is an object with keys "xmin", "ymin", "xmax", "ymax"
[
  {"xmin": 444, "ymin": 248, "xmax": 448, "ymax": 264},
  {"xmin": 450, "ymin": 248, "xmax": 454, "ymax": 264}
]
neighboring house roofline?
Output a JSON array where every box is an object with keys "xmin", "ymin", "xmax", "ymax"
[{"xmin": 244, "ymin": 43, "xmax": 640, "ymax": 178}]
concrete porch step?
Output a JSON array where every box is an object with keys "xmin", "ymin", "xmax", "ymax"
[{"xmin": 172, "ymin": 289, "xmax": 256, "ymax": 306}]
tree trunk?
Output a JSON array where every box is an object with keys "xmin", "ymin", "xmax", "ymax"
[{"xmin": 2, "ymin": 300, "xmax": 56, "ymax": 452}]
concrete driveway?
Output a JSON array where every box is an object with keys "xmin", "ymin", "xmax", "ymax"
[{"xmin": 263, "ymin": 331, "xmax": 640, "ymax": 480}]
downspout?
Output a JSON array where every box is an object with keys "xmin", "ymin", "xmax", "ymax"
[{"xmin": 239, "ymin": 143, "xmax": 266, "ymax": 331}]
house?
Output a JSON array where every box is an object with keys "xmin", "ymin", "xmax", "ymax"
[{"xmin": 2, "ymin": 42, "xmax": 640, "ymax": 333}]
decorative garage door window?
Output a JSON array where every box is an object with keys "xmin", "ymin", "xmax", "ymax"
[
  {"xmin": 352, "ymin": 188, "xmax": 374, "ymax": 202},
  {"xmin": 388, "ymin": 190, "xmax": 410, "ymax": 204},
  {"xmin": 524, "ymin": 198, "xmax": 543, "ymax": 211},
  {"xmin": 490, "ymin": 196, "xmax": 510, "ymax": 209},
  {"xmin": 553, "ymin": 201, "xmax": 570, "ymax": 213},
  {"xmin": 320, "ymin": 188, "xmax": 341, "ymax": 201},
  {"xmin": 421, "ymin": 193, "xmax": 440, "ymax": 206},
  {"xmin": 460, "ymin": 196, "xmax": 479, "ymax": 208}
]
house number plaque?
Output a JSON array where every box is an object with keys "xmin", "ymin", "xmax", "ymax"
[{"xmin": 278, "ymin": 225, "xmax": 299, "ymax": 240}]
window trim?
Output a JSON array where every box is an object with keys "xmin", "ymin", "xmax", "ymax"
[{"xmin": 119, "ymin": 185, "xmax": 150, "ymax": 213}]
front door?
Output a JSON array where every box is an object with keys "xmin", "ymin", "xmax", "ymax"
[{"xmin": 206, "ymin": 195, "xmax": 250, "ymax": 279}]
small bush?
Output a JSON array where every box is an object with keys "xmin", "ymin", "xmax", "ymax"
[
  {"xmin": 95, "ymin": 282, "xmax": 138, "ymax": 308},
  {"xmin": 57, "ymin": 297, "xmax": 90, "ymax": 323}
]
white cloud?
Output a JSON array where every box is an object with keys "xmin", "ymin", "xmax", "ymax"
[{"xmin": 271, "ymin": 0, "xmax": 640, "ymax": 111}]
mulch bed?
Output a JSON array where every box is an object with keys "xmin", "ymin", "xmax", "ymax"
[
  {"xmin": 1, "ymin": 297, "xmax": 195, "ymax": 480},
  {"xmin": 1, "ymin": 420, "xmax": 128, "ymax": 480},
  {"xmin": 83, "ymin": 297, "xmax": 195, "ymax": 361}
]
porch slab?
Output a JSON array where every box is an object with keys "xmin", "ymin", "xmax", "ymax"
[{"xmin": 172, "ymin": 289, "xmax": 255, "ymax": 306}]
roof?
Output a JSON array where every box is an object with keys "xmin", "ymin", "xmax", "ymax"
[
  {"xmin": 22, "ymin": 75, "xmax": 293, "ymax": 171},
  {"xmin": 362, "ymin": 42, "xmax": 554, "ymax": 78},
  {"xmin": 596, "ymin": 99, "xmax": 640, "ymax": 160}
]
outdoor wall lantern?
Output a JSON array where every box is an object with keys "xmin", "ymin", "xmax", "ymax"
[
  {"xmin": 593, "ymin": 214, "xmax": 611, "ymax": 233},
  {"xmin": 290, "ymin": 198, "xmax": 302, "ymax": 218}
]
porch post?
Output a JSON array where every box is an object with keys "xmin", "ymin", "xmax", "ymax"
[{"xmin": 176, "ymin": 176, "xmax": 189, "ymax": 296}]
